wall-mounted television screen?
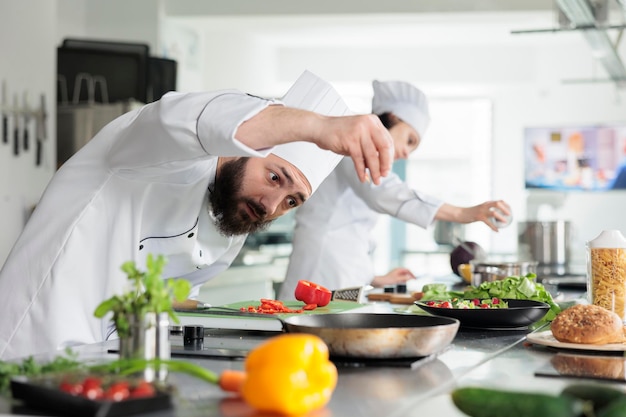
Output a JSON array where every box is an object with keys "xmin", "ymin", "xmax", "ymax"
[{"xmin": 524, "ymin": 123, "xmax": 626, "ymax": 191}]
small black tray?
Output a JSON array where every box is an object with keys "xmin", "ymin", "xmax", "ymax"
[{"xmin": 11, "ymin": 376, "xmax": 173, "ymax": 417}]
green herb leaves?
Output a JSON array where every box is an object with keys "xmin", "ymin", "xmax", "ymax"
[
  {"xmin": 0, "ymin": 349, "xmax": 83, "ymax": 394},
  {"xmin": 94, "ymin": 254, "xmax": 191, "ymax": 338}
]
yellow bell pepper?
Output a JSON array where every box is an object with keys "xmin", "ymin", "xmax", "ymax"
[{"xmin": 240, "ymin": 333, "xmax": 338, "ymax": 415}]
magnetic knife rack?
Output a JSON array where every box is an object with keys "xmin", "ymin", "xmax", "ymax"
[{"xmin": 0, "ymin": 79, "xmax": 48, "ymax": 165}]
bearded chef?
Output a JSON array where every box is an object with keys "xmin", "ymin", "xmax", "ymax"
[
  {"xmin": 279, "ymin": 79, "xmax": 510, "ymax": 298},
  {"xmin": 0, "ymin": 71, "xmax": 393, "ymax": 360}
]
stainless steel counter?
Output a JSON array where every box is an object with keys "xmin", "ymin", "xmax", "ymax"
[{"xmin": 3, "ymin": 290, "xmax": 622, "ymax": 417}]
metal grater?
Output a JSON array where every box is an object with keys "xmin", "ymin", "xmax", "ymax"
[{"xmin": 331, "ymin": 286, "xmax": 364, "ymax": 303}]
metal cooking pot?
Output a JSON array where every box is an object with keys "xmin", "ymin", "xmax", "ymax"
[
  {"xmin": 281, "ymin": 313, "xmax": 459, "ymax": 358},
  {"xmin": 434, "ymin": 221, "xmax": 465, "ymax": 246},
  {"xmin": 518, "ymin": 220, "xmax": 571, "ymax": 267},
  {"xmin": 469, "ymin": 261, "xmax": 538, "ymax": 287}
]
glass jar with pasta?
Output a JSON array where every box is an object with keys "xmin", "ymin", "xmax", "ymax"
[{"xmin": 587, "ymin": 230, "xmax": 626, "ymax": 322}]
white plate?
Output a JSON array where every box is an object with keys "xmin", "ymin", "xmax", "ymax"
[{"xmin": 527, "ymin": 330, "xmax": 626, "ymax": 352}]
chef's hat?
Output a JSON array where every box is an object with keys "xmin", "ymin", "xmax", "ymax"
[
  {"xmin": 371, "ymin": 80, "xmax": 430, "ymax": 139},
  {"xmin": 271, "ymin": 71, "xmax": 349, "ymax": 193}
]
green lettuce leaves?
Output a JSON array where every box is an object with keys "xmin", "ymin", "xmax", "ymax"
[{"xmin": 422, "ymin": 273, "xmax": 561, "ymax": 323}]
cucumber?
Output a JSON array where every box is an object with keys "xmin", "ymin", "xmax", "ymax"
[
  {"xmin": 597, "ymin": 397, "xmax": 626, "ymax": 417},
  {"xmin": 561, "ymin": 384, "xmax": 625, "ymax": 412},
  {"xmin": 451, "ymin": 387, "xmax": 583, "ymax": 417}
]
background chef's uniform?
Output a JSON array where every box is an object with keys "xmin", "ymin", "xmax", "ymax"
[
  {"xmin": 0, "ymin": 71, "xmax": 346, "ymax": 360},
  {"xmin": 279, "ymin": 159, "xmax": 444, "ymax": 298},
  {"xmin": 279, "ymin": 79, "xmax": 442, "ymax": 299}
]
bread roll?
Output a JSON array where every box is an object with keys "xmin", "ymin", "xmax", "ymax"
[{"xmin": 551, "ymin": 304, "xmax": 625, "ymax": 345}]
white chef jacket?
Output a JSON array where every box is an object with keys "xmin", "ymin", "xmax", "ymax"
[
  {"xmin": 0, "ymin": 90, "xmax": 276, "ymax": 360},
  {"xmin": 279, "ymin": 157, "xmax": 444, "ymax": 299}
]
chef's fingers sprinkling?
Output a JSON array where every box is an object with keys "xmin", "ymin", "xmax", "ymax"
[
  {"xmin": 362, "ymin": 139, "xmax": 382, "ymax": 185},
  {"xmin": 350, "ymin": 155, "xmax": 367, "ymax": 184},
  {"xmin": 365, "ymin": 123, "xmax": 393, "ymax": 185}
]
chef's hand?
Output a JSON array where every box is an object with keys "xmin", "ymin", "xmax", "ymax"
[
  {"xmin": 236, "ymin": 107, "xmax": 393, "ymax": 185},
  {"xmin": 471, "ymin": 200, "xmax": 511, "ymax": 231},
  {"xmin": 314, "ymin": 114, "xmax": 394, "ymax": 185},
  {"xmin": 371, "ymin": 267, "xmax": 415, "ymax": 288},
  {"xmin": 437, "ymin": 200, "xmax": 511, "ymax": 232},
  {"xmin": 461, "ymin": 200, "xmax": 512, "ymax": 232}
]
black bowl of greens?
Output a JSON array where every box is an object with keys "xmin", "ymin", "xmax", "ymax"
[{"xmin": 418, "ymin": 273, "xmax": 560, "ymax": 329}]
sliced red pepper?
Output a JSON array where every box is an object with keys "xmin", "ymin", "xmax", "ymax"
[
  {"xmin": 303, "ymin": 304, "xmax": 318, "ymax": 311},
  {"xmin": 294, "ymin": 280, "xmax": 332, "ymax": 307}
]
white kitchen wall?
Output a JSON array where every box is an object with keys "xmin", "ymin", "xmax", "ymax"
[{"xmin": 0, "ymin": 1, "xmax": 57, "ymax": 265}]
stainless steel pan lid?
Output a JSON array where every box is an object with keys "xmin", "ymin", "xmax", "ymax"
[{"xmin": 282, "ymin": 313, "xmax": 459, "ymax": 359}]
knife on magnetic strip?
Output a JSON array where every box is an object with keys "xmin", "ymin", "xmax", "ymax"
[{"xmin": 1, "ymin": 80, "xmax": 7, "ymax": 145}]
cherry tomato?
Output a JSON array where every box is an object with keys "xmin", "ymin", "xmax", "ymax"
[
  {"xmin": 130, "ymin": 380, "xmax": 156, "ymax": 398},
  {"xmin": 440, "ymin": 301, "xmax": 452, "ymax": 309},
  {"xmin": 105, "ymin": 381, "xmax": 131, "ymax": 402},
  {"xmin": 480, "ymin": 303, "xmax": 490, "ymax": 309},
  {"xmin": 59, "ymin": 380, "xmax": 83, "ymax": 396},
  {"xmin": 81, "ymin": 376, "xmax": 104, "ymax": 400},
  {"xmin": 492, "ymin": 297, "xmax": 500, "ymax": 304},
  {"xmin": 294, "ymin": 280, "xmax": 332, "ymax": 307},
  {"xmin": 472, "ymin": 299, "xmax": 480, "ymax": 306}
]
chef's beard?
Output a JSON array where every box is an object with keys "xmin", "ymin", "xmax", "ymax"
[{"xmin": 208, "ymin": 157, "xmax": 273, "ymax": 236}]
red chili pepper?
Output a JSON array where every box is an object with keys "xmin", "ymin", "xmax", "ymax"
[{"xmin": 294, "ymin": 280, "xmax": 332, "ymax": 307}]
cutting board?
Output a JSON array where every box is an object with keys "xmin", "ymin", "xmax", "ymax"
[{"xmin": 176, "ymin": 300, "xmax": 366, "ymax": 332}]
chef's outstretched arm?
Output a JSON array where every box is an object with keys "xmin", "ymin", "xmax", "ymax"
[
  {"xmin": 235, "ymin": 105, "xmax": 393, "ymax": 185},
  {"xmin": 434, "ymin": 200, "xmax": 512, "ymax": 232},
  {"xmin": 371, "ymin": 267, "xmax": 415, "ymax": 288}
]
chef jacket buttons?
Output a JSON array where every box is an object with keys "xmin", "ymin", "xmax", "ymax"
[
  {"xmin": 139, "ymin": 244, "xmax": 144, "ymax": 250},
  {"xmin": 188, "ymin": 232, "xmax": 194, "ymax": 238}
]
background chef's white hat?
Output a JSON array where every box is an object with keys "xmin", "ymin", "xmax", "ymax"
[
  {"xmin": 271, "ymin": 71, "xmax": 349, "ymax": 193},
  {"xmin": 371, "ymin": 80, "xmax": 430, "ymax": 139}
]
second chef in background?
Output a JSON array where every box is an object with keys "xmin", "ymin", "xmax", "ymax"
[{"xmin": 279, "ymin": 79, "xmax": 511, "ymax": 298}]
